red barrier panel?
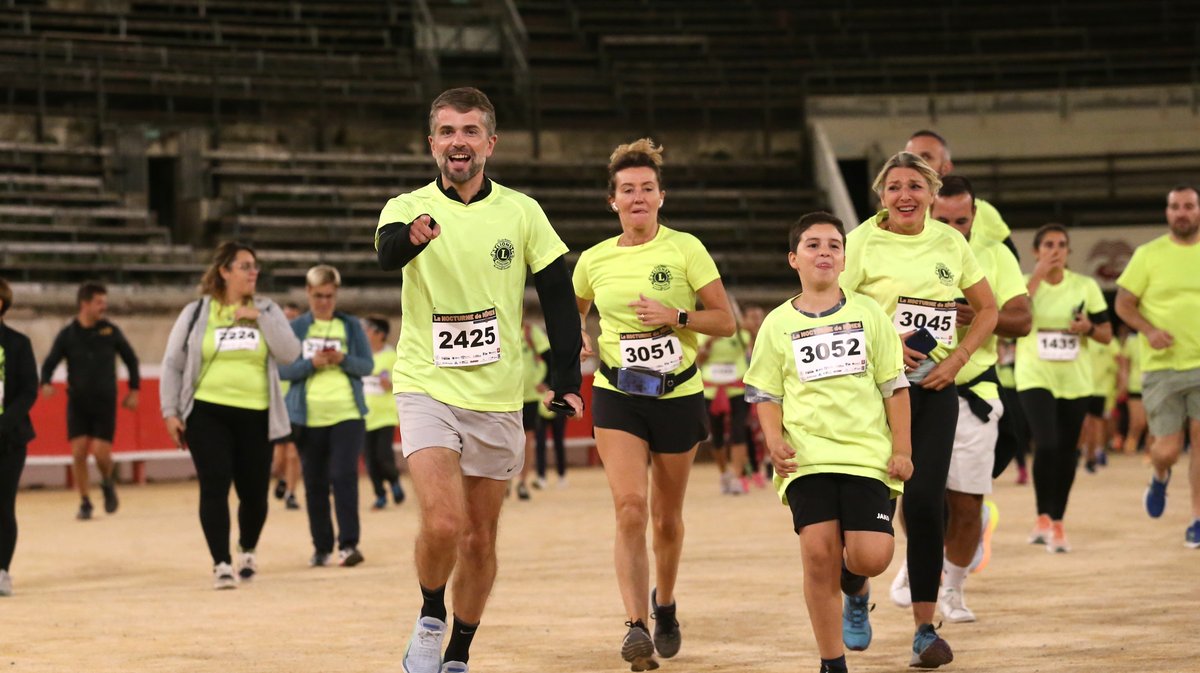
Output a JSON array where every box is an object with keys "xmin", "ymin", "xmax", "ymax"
[{"xmin": 28, "ymin": 375, "xmax": 598, "ymax": 457}]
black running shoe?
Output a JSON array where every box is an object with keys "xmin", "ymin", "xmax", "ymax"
[
  {"xmin": 651, "ymin": 588, "xmax": 681, "ymax": 658},
  {"xmin": 622, "ymin": 620, "xmax": 659, "ymax": 672},
  {"xmin": 101, "ymin": 480, "xmax": 119, "ymax": 514},
  {"xmin": 285, "ymin": 493, "xmax": 300, "ymax": 510},
  {"xmin": 274, "ymin": 479, "xmax": 287, "ymax": 500},
  {"xmin": 76, "ymin": 498, "xmax": 94, "ymax": 521}
]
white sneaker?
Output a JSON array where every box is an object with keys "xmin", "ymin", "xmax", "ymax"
[
  {"xmin": 213, "ymin": 562, "xmax": 237, "ymax": 590},
  {"xmin": 556, "ymin": 476, "xmax": 568, "ymax": 489},
  {"xmin": 719, "ymin": 471, "xmax": 732, "ymax": 495},
  {"xmin": 890, "ymin": 562, "xmax": 912, "ymax": 608},
  {"xmin": 727, "ymin": 473, "xmax": 747, "ymax": 495},
  {"xmin": 937, "ymin": 586, "xmax": 976, "ymax": 623},
  {"xmin": 0, "ymin": 569, "xmax": 12, "ymax": 596},
  {"xmin": 402, "ymin": 615, "xmax": 447, "ymax": 673},
  {"xmin": 237, "ymin": 548, "xmax": 257, "ymax": 581},
  {"xmin": 533, "ymin": 477, "xmax": 547, "ymax": 490}
]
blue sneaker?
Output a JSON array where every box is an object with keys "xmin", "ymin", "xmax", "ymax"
[
  {"xmin": 1186, "ymin": 521, "xmax": 1200, "ymax": 549},
  {"xmin": 909, "ymin": 623, "xmax": 953, "ymax": 668},
  {"xmin": 392, "ymin": 480, "xmax": 406, "ymax": 504},
  {"xmin": 1144, "ymin": 471, "xmax": 1170, "ymax": 518},
  {"xmin": 842, "ymin": 592, "xmax": 872, "ymax": 651},
  {"xmin": 372, "ymin": 495, "xmax": 387, "ymax": 510}
]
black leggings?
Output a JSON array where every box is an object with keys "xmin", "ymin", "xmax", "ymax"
[
  {"xmin": 993, "ymin": 384, "xmax": 1029, "ymax": 477},
  {"xmin": 1019, "ymin": 388, "xmax": 1089, "ymax": 521},
  {"xmin": 535, "ymin": 413, "xmax": 567, "ymax": 479},
  {"xmin": 905, "ymin": 385, "xmax": 958, "ymax": 604},
  {"xmin": 185, "ymin": 400, "xmax": 272, "ymax": 566},
  {"xmin": 364, "ymin": 426, "xmax": 400, "ymax": 498},
  {"xmin": 0, "ymin": 441, "xmax": 27, "ymax": 570},
  {"xmin": 296, "ymin": 419, "xmax": 365, "ymax": 553}
]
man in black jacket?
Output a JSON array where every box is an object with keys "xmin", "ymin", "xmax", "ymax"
[
  {"xmin": 0, "ymin": 277, "xmax": 38, "ymax": 595},
  {"xmin": 40, "ymin": 282, "xmax": 140, "ymax": 520}
]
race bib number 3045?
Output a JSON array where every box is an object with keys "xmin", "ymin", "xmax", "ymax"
[
  {"xmin": 792, "ymin": 321, "xmax": 868, "ymax": 382},
  {"xmin": 894, "ymin": 296, "xmax": 957, "ymax": 346},
  {"xmin": 620, "ymin": 326, "xmax": 683, "ymax": 373},
  {"xmin": 432, "ymin": 308, "xmax": 500, "ymax": 368}
]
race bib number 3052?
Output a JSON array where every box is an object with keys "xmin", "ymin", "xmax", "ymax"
[
  {"xmin": 215, "ymin": 326, "xmax": 261, "ymax": 352},
  {"xmin": 620, "ymin": 326, "xmax": 683, "ymax": 373},
  {"xmin": 792, "ymin": 321, "xmax": 868, "ymax": 382},
  {"xmin": 1036, "ymin": 330, "xmax": 1080, "ymax": 361},
  {"xmin": 432, "ymin": 308, "xmax": 500, "ymax": 368},
  {"xmin": 894, "ymin": 296, "xmax": 957, "ymax": 346}
]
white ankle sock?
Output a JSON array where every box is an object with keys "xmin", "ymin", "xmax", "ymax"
[{"xmin": 943, "ymin": 561, "xmax": 968, "ymax": 591}]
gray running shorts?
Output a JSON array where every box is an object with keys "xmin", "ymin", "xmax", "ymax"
[
  {"xmin": 1142, "ymin": 367, "xmax": 1200, "ymax": 437},
  {"xmin": 396, "ymin": 393, "xmax": 524, "ymax": 480}
]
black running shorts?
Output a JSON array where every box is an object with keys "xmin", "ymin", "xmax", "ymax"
[
  {"xmin": 592, "ymin": 388, "xmax": 709, "ymax": 454},
  {"xmin": 522, "ymin": 401, "xmax": 539, "ymax": 431},
  {"xmin": 785, "ymin": 473, "xmax": 896, "ymax": 535},
  {"xmin": 67, "ymin": 394, "xmax": 117, "ymax": 442},
  {"xmin": 1085, "ymin": 395, "xmax": 1106, "ymax": 418}
]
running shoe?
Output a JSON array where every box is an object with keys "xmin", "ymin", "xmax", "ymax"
[
  {"xmin": 76, "ymin": 497, "xmax": 94, "ymax": 521},
  {"xmin": 213, "ymin": 562, "xmax": 237, "ymax": 590},
  {"xmin": 237, "ymin": 547, "xmax": 257, "ymax": 581},
  {"xmin": 890, "ymin": 562, "xmax": 912, "ymax": 608},
  {"xmin": 752, "ymin": 471, "xmax": 767, "ymax": 489},
  {"xmin": 1186, "ymin": 521, "xmax": 1200, "ymax": 549},
  {"xmin": 274, "ymin": 479, "xmax": 287, "ymax": 500},
  {"xmin": 285, "ymin": 493, "xmax": 300, "ymax": 510},
  {"xmin": 651, "ymin": 588, "xmax": 681, "ymax": 658},
  {"xmin": 1096, "ymin": 450, "xmax": 1108, "ymax": 467},
  {"xmin": 719, "ymin": 471, "xmax": 733, "ymax": 495},
  {"xmin": 1028, "ymin": 514, "xmax": 1052, "ymax": 545},
  {"xmin": 556, "ymin": 476, "xmax": 569, "ymax": 489},
  {"xmin": 842, "ymin": 592, "xmax": 873, "ymax": 651},
  {"xmin": 440, "ymin": 663, "xmax": 468, "ymax": 673},
  {"xmin": 402, "ymin": 615, "xmax": 447, "ymax": 673},
  {"xmin": 533, "ymin": 476, "xmax": 547, "ymax": 490},
  {"xmin": 910, "ymin": 623, "xmax": 953, "ymax": 668},
  {"xmin": 1084, "ymin": 459, "xmax": 1097, "ymax": 474},
  {"xmin": 517, "ymin": 483, "xmax": 531, "ymax": 501},
  {"xmin": 727, "ymin": 474, "xmax": 747, "ymax": 496},
  {"xmin": 970, "ymin": 500, "xmax": 999, "ymax": 574},
  {"xmin": 0, "ymin": 570, "xmax": 11, "ymax": 596},
  {"xmin": 392, "ymin": 480, "xmax": 406, "ymax": 504},
  {"xmin": 338, "ymin": 547, "xmax": 364, "ymax": 567},
  {"xmin": 1046, "ymin": 521, "xmax": 1070, "ymax": 554},
  {"xmin": 937, "ymin": 586, "xmax": 975, "ymax": 623},
  {"xmin": 309, "ymin": 551, "xmax": 331, "ymax": 567},
  {"xmin": 101, "ymin": 479, "xmax": 119, "ymax": 514},
  {"xmin": 1145, "ymin": 471, "xmax": 1170, "ymax": 518},
  {"xmin": 372, "ymin": 495, "xmax": 388, "ymax": 510},
  {"xmin": 621, "ymin": 620, "xmax": 659, "ymax": 672}
]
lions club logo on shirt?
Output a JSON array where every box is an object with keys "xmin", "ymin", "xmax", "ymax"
[
  {"xmin": 649, "ymin": 265, "xmax": 672, "ymax": 290},
  {"xmin": 492, "ymin": 238, "xmax": 515, "ymax": 270},
  {"xmin": 935, "ymin": 262, "xmax": 954, "ymax": 287}
]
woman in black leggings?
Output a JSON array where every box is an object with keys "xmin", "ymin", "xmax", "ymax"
[
  {"xmin": 160, "ymin": 242, "xmax": 301, "ymax": 589},
  {"xmin": 841, "ymin": 152, "xmax": 997, "ymax": 667},
  {"xmin": 1014, "ymin": 224, "xmax": 1112, "ymax": 553},
  {"xmin": 0, "ymin": 278, "xmax": 39, "ymax": 597}
]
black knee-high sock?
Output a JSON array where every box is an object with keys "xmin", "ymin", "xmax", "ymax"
[
  {"xmin": 420, "ymin": 584, "xmax": 447, "ymax": 622},
  {"xmin": 443, "ymin": 616, "xmax": 478, "ymax": 664},
  {"xmin": 840, "ymin": 560, "xmax": 867, "ymax": 596}
]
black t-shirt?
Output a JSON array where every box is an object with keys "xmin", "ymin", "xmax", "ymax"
[{"xmin": 40, "ymin": 319, "xmax": 140, "ymax": 397}]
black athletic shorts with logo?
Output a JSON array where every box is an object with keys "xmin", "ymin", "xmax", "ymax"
[
  {"xmin": 785, "ymin": 473, "xmax": 896, "ymax": 535},
  {"xmin": 67, "ymin": 394, "xmax": 117, "ymax": 441},
  {"xmin": 592, "ymin": 388, "xmax": 709, "ymax": 454}
]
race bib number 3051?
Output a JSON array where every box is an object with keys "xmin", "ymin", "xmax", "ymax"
[
  {"xmin": 215, "ymin": 326, "xmax": 261, "ymax": 352},
  {"xmin": 894, "ymin": 296, "xmax": 957, "ymax": 346},
  {"xmin": 302, "ymin": 336, "xmax": 344, "ymax": 359},
  {"xmin": 432, "ymin": 308, "xmax": 500, "ymax": 368},
  {"xmin": 620, "ymin": 326, "xmax": 683, "ymax": 373},
  {"xmin": 792, "ymin": 321, "xmax": 868, "ymax": 382},
  {"xmin": 1036, "ymin": 330, "xmax": 1080, "ymax": 361}
]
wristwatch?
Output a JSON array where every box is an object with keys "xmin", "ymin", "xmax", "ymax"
[{"xmin": 677, "ymin": 310, "xmax": 689, "ymax": 327}]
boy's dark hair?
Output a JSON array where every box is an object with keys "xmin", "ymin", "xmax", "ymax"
[{"xmin": 789, "ymin": 211, "xmax": 846, "ymax": 252}]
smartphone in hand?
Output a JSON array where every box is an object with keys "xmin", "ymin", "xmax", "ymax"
[{"xmin": 905, "ymin": 327, "xmax": 939, "ymax": 355}]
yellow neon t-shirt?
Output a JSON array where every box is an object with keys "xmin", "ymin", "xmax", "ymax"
[
  {"xmin": 573, "ymin": 225, "xmax": 722, "ymax": 400},
  {"xmin": 744, "ymin": 291, "xmax": 905, "ymax": 500},
  {"xmin": 376, "ymin": 180, "xmax": 568, "ymax": 412},
  {"xmin": 972, "ymin": 198, "xmax": 1012, "ymax": 247},
  {"xmin": 194, "ymin": 300, "xmax": 269, "ymax": 411},
  {"xmin": 845, "ymin": 212, "xmax": 985, "ymax": 363},
  {"xmin": 365, "ymin": 348, "xmax": 398, "ymax": 431},
  {"xmin": 700, "ymin": 330, "xmax": 751, "ymax": 399},
  {"xmin": 1014, "ymin": 269, "xmax": 1108, "ymax": 399},
  {"xmin": 1088, "ymin": 337, "xmax": 1120, "ymax": 399},
  {"xmin": 953, "ymin": 237, "xmax": 1027, "ymax": 400},
  {"xmin": 1123, "ymin": 335, "xmax": 1143, "ymax": 394},
  {"xmin": 521, "ymin": 323, "xmax": 551, "ymax": 403},
  {"xmin": 303, "ymin": 319, "xmax": 362, "ymax": 428},
  {"xmin": 1115, "ymin": 235, "xmax": 1200, "ymax": 373}
]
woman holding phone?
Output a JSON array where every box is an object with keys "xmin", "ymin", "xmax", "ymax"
[
  {"xmin": 160, "ymin": 242, "xmax": 301, "ymax": 589},
  {"xmin": 574, "ymin": 138, "xmax": 735, "ymax": 671},
  {"xmin": 840, "ymin": 152, "xmax": 997, "ymax": 668},
  {"xmin": 1015, "ymin": 224, "xmax": 1112, "ymax": 552}
]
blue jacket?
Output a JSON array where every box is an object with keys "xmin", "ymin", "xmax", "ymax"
[{"xmin": 279, "ymin": 311, "xmax": 373, "ymax": 426}]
